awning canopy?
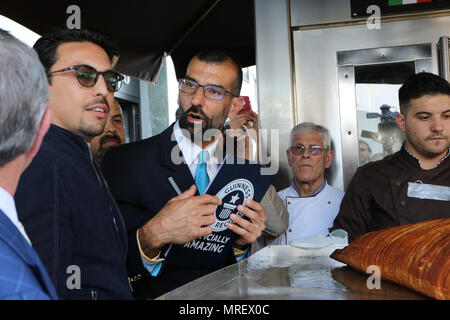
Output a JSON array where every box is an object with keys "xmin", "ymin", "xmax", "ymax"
[{"xmin": 0, "ymin": 0, "xmax": 255, "ymax": 83}]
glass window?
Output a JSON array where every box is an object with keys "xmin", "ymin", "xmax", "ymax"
[
  {"xmin": 240, "ymin": 65, "xmax": 259, "ymax": 114},
  {"xmin": 355, "ymin": 62, "xmax": 413, "ymax": 166}
]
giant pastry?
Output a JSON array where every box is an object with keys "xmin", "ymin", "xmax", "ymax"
[{"xmin": 330, "ymin": 218, "xmax": 450, "ymax": 300}]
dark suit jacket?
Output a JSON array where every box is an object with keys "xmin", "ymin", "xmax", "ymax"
[
  {"xmin": 0, "ymin": 210, "xmax": 58, "ymax": 299},
  {"xmin": 102, "ymin": 123, "xmax": 237, "ymax": 299},
  {"xmin": 14, "ymin": 125, "xmax": 133, "ymax": 300}
]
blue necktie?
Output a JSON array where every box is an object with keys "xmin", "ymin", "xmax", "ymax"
[{"xmin": 195, "ymin": 150, "xmax": 210, "ymax": 195}]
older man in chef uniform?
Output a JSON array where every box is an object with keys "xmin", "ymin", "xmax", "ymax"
[{"xmin": 269, "ymin": 122, "xmax": 344, "ymax": 245}]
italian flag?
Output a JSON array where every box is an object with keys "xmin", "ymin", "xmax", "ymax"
[{"xmin": 389, "ymin": 0, "xmax": 432, "ymax": 6}]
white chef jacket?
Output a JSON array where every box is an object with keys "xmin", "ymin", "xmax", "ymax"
[{"xmin": 269, "ymin": 181, "xmax": 344, "ymax": 245}]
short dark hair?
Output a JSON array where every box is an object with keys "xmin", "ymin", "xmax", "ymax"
[
  {"xmin": 193, "ymin": 50, "xmax": 243, "ymax": 96},
  {"xmin": 33, "ymin": 27, "xmax": 119, "ymax": 83},
  {"xmin": 399, "ymin": 72, "xmax": 450, "ymax": 115}
]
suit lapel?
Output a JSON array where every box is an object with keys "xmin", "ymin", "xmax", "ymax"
[
  {"xmin": 0, "ymin": 210, "xmax": 57, "ymax": 299},
  {"xmin": 0, "ymin": 211, "xmax": 37, "ymax": 267},
  {"xmin": 159, "ymin": 124, "xmax": 197, "ymax": 195}
]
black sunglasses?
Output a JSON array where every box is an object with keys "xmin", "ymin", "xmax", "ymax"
[{"xmin": 48, "ymin": 64, "xmax": 124, "ymax": 92}]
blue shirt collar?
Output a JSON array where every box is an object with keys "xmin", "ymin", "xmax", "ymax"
[{"xmin": 291, "ymin": 178, "xmax": 327, "ymax": 198}]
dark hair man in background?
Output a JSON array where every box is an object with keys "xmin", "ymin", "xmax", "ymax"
[
  {"xmin": 358, "ymin": 140, "xmax": 372, "ymax": 165},
  {"xmin": 332, "ymin": 72, "xmax": 450, "ymax": 242},
  {"xmin": 90, "ymin": 98, "xmax": 125, "ymax": 167}
]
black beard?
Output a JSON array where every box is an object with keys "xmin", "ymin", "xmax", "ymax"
[
  {"xmin": 177, "ymin": 104, "xmax": 228, "ymax": 141},
  {"xmin": 100, "ymin": 134, "xmax": 122, "ymax": 146}
]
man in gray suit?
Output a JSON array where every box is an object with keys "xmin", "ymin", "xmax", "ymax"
[{"xmin": 0, "ymin": 29, "xmax": 57, "ymax": 299}]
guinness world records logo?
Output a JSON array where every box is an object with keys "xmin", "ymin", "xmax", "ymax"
[{"xmin": 212, "ymin": 179, "xmax": 254, "ymax": 232}]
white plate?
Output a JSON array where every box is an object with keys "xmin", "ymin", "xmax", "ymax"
[{"xmin": 289, "ymin": 234, "xmax": 332, "ymax": 249}]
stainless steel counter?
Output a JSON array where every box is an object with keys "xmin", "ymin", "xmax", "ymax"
[{"xmin": 157, "ymin": 245, "xmax": 427, "ymax": 300}]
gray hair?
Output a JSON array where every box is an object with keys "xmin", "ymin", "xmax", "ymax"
[
  {"xmin": 0, "ymin": 29, "xmax": 49, "ymax": 168},
  {"xmin": 289, "ymin": 122, "xmax": 331, "ymax": 149}
]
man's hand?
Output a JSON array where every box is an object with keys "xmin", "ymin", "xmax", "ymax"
[
  {"xmin": 226, "ymin": 111, "xmax": 259, "ymax": 162},
  {"xmin": 228, "ymin": 111, "xmax": 259, "ymax": 137},
  {"xmin": 138, "ymin": 185, "xmax": 221, "ymax": 258},
  {"xmin": 228, "ymin": 199, "xmax": 266, "ymax": 249}
]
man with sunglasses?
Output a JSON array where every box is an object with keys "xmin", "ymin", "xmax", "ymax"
[
  {"xmin": 269, "ymin": 122, "xmax": 344, "ymax": 245},
  {"xmin": 102, "ymin": 51, "xmax": 271, "ymax": 299},
  {"xmin": 14, "ymin": 28, "xmax": 133, "ymax": 299}
]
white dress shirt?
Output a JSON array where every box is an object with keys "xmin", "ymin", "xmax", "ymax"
[
  {"xmin": 0, "ymin": 185, "xmax": 31, "ymax": 245},
  {"xmin": 173, "ymin": 121, "xmax": 222, "ymax": 184}
]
